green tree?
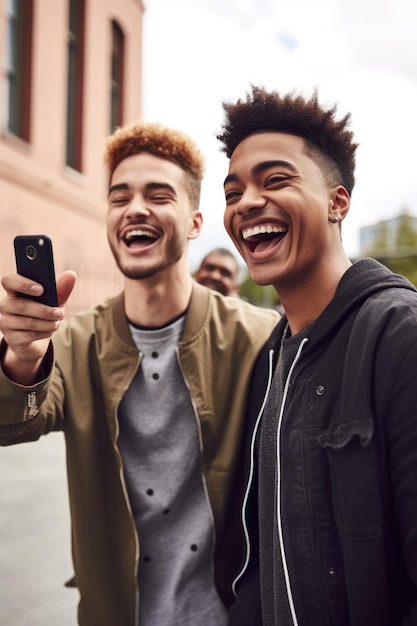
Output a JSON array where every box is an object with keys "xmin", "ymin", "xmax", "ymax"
[
  {"xmin": 394, "ymin": 209, "xmax": 417, "ymax": 251},
  {"xmin": 367, "ymin": 221, "xmax": 389, "ymax": 255},
  {"xmin": 366, "ymin": 208, "xmax": 417, "ymax": 287},
  {"xmin": 239, "ymin": 269, "xmax": 281, "ymax": 309}
]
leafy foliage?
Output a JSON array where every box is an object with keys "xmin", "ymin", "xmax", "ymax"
[
  {"xmin": 238, "ymin": 271, "xmax": 282, "ymax": 309},
  {"xmin": 364, "ymin": 209, "xmax": 417, "ymax": 286}
]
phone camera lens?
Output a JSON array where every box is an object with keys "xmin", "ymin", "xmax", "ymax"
[{"xmin": 26, "ymin": 245, "xmax": 37, "ymax": 260}]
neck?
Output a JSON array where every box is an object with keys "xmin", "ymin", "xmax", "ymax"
[
  {"xmin": 278, "ymin": 253, "xmax": 352, "ymax": 336},
  {"xmin": 123, "ymin": 263, "xmax": 193, "ymax": 328}
]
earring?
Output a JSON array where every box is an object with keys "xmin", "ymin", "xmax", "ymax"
[{"xmin": 329, "ymin": 215, "xmax": 339, "ymax": 223}]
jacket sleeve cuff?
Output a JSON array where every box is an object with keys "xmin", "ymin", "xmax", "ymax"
[{"xmin": 0, "ymin": 339, "xmax": 54, "ymax": 423}]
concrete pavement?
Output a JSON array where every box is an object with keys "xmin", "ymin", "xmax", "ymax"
[{"xmin": 0, "ymin": 432, "xmax": 78, "ymax": 625}]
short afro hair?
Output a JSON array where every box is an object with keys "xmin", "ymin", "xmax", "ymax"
[
  {"xmin": 104, "ymin": 121, "xmax": 205, "ymax": 209},
  {"xmin": 217, "ymin": 86, "xmax": 358, "ymax": 195}
]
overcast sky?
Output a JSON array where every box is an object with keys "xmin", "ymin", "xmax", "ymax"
[{"xmin": 142, "ymin": 0, "xmax": 417, "ymax": 270}]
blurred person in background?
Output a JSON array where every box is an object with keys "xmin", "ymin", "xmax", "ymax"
[{"xmin": 194, "ymin": 247, "xmax": 240, "ymax": 296}]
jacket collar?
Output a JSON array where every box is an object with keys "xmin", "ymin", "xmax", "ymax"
[
  {"xmin": 181, "ymin": 281, "xmax": 210, "ymax": 344},
  {"xmin": 109, "ymin": 281, "xmax": 211, "ymax": 347}
]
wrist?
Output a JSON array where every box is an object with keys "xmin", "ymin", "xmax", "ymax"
[{"xmin": 1, "ymin": 343, "xmax": 46, "ymax": 385}]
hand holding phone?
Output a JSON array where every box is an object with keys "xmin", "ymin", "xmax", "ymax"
[
  {"xmin": 14, "ymin": 235, "xmax": 58, "ymax": 307},
  {"xmin": 0, "ymin": 236, "xmax": 76, "ymax": 385}
]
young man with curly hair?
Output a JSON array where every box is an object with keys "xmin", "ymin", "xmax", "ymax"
[
  {"xmin": 0, "ymin": 121, "xmax": 279, "ymax": 625},
  {"xmin": 218, "ymin": 86, "xmax": 417, "ymax": 625}
]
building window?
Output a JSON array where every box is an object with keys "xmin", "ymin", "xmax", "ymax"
[
  {"xmin": 4, "ymin": 0, "xmax": 33, "ymax": 140},
  {"xmin": 110, "ymin": 21, "xmax": 125, "ymax": 132},
  {"xmin": 66, "ymin": 0, "xmax": 85, "ymax": 171}
]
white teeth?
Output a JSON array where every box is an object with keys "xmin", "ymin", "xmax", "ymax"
[
  {"xmin": 126, "ymin": 229, "xmax": 156, "ymax": 239},
  {"xmin": 242, "ymin": 225, "xmax": 286, "ymax": 240}
]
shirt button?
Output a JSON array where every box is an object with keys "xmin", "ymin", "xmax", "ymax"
[
  {"xmin": 152, "ymin": 373, "xmax": 159, "ymax": 380},
  {"xmin": 316, "ymin": 385, "xmax": 325, "ymax": 396},
  {"xmin": 190, "ymin": 544, "xmax": 198, "ymax": 552},
  {"xmin": 328, "ymin": 567, "xmax": 336, "ymax": 578},
  {"xmin": 152, "ymin": 351, "xmax": 159, "ymax": 358}
]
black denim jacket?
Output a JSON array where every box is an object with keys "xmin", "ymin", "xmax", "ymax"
[{"xmin": 230, "ymin": 259, "xmax": 417, "ymax": 626}]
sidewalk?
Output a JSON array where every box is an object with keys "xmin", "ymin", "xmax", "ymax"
[{"xmin": 0, "ymin": 432, "xmax": 78, "ymax": 625}]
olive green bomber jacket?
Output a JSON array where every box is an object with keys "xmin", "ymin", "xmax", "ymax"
[{"xmin": 0, "ymin": 281, "xmax": 279, "ymax": 626}]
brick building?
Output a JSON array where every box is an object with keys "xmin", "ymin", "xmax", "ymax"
[{"xmin": 0, "ymin": 0, "xmax": 144, "ymax": 313}]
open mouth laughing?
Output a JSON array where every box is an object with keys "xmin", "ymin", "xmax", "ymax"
[
  {"xmin": 241, "ymin": 224, "xmax": 287, "ymax": 253},
  {"xmin": 123, "ymin": 228, "xmax": 159, "ymax": 247}
]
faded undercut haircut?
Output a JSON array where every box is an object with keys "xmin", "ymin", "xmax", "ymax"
[
  {"xmin": 104, "ymin": 121, "xmax": 205, "ymax": 211},
  {"xmin": 217, "ymin": 86, "xmax": 358, "ymax": 195}
]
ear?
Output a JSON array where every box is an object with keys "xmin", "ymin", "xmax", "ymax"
[
  {"xmin": 188, "ymin": 211, "xmax": 203, "ymax": 240},
  {"xmin": 328, "ymin": 186, "xmax": 350, "ymax": 223}
]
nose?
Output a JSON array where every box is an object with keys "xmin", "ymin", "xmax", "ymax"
[
  {"xmin": 126, "ymin": 194, "xmax": 151, "ymax": 218},
  {"xmin": 235, "ymin": 186, "xmax": 266, "ymax": 215},
  {"xmin": 210, "ymin": 268, "xmax": 223, "ymax": 281}
]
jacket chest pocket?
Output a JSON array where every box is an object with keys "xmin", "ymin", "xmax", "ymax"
[{"xmin": 317, "ymin": 418, "xmax": 381, "ymax": 540}]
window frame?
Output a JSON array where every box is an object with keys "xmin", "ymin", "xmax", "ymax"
[
  {"xmin": 4, "ymin": 0, "xmax": 33, "ymax": 141},
  {"xmin": 66, "ymin": 0, "xmax": 85, "ymax": 171},
  {"xmin": 110, "ymin": 20, "xmax": 125, "ymax": 133}
]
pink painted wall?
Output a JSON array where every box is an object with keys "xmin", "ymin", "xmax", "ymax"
[{"xmin": 0, "ymin": 0, "xmax": 144, "ymax": 314}]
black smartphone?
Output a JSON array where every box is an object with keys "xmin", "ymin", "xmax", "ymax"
[{"xmin": 14, "ymin": 235, "xmax": 58, "ymax": 307}]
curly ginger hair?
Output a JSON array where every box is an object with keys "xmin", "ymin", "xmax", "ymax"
[{"xmin": 104, "ymin": 121, "xmax": 205, "ymax": 210}]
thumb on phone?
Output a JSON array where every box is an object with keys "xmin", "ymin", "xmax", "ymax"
[{"xmin": 57, "ymin": 270, "xmax": 77, "ymax": 307}]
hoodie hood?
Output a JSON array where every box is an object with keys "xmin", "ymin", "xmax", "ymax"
[{"xmin": 270, "ymin": 258, "xmax": 417, "ymax": 348}]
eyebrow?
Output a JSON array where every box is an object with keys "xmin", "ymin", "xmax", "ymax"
[
  {"xmin": 108, "ymin": 181, "xmax": 177, "ymax": 197},
  {"xmin": 224, "ymin": 160, "xmax": 298, "ymax": 186}
]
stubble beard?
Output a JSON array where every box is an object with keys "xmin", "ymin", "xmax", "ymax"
[{"xmin": 109, "ymin": 237, "xmax": 186, "ymax": 280}]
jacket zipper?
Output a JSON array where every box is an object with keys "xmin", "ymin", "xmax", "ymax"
[
  {"xmin": 232, "ymin": 347, "xmax": 276, "ymax": 596},
  {"xmin": 113, "ymin": 353, "xmax": 142, "ymax": 626},
  {"xmin": 232, "ymin": 337, "xmax": 308, "ymax": 625},
  {"xmin": 276, "ymin": 337, "xmax": 308, "ymax": 625}
]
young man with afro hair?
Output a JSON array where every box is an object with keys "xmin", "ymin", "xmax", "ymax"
[
  {"xmin": 0, "ymin": 120, "xmax": 279, "ymax": 625},
  {"xmin": 219, "ymin": 86, "xmax": 417, "ymax": 625}
]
